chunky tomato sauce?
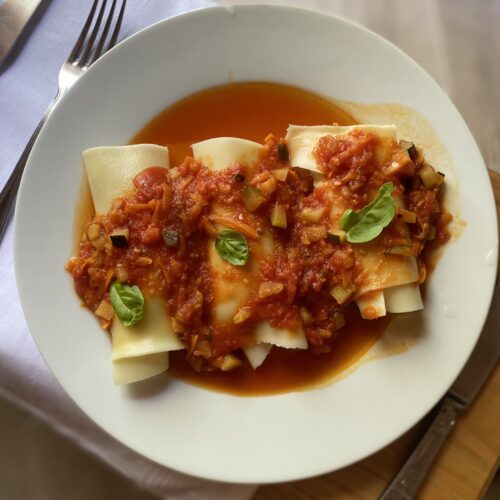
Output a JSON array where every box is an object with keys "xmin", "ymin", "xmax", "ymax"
[{"xmin": 68, "ymin": 82, "xmax": 450, "ymax": 394}]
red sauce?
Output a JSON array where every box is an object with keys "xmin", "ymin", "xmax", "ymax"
[
  {"xmin": 68, "ymin": 82, "xmax": 449, "ymax": 395},
  {"xmin": 131, "ymin": 82, "xmax": 389, "ymax": 393}
]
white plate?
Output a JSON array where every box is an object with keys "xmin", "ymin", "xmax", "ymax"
[{"xmin": 14, "ymin": 5, "xmax": 498, "ymax": 483}]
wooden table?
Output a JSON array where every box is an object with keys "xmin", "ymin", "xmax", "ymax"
[{"xmin": 255, "ymin": 170, "xmax": 499, "ymax": 499}]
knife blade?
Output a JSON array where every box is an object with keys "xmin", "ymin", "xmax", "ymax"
[
  {"xmin": 449, "ymin": 281, "xmax": 500, "ymax": 406},
  {"xmin": 381, "ymin": 281, "xmax": 499, "ymax": 499},
  {"xmin": 0, "ymin": 0, "xmax": 43, "ymax": 68}
]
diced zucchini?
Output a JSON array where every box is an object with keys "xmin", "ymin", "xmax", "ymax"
[
  {"xmin": 399, "ymin": 140, "xmax": 418, "ymax": 160},
  {"xmin": 327, "ymin": 230, "xmax": 347, "ymax": 244},
  {"xmin": 271, "ymin": 168, "xmax": 289, "ymax": 181},
  {"xmin": 242, "ymin": 186, "xmax": 265, "ymax": 211},
  {"xmin": 331, "ymin": 309, "xmax": 346, "ymax": 329},
  {"xmin": 163, "ymin": 230, "xmax": 179, "ymax": 248},
  {"xmin": 330, "ymin": 285, "xmax": 354, "ymax": 305},
  {"xmin": 420, "ymin": 164, "xmax": 438, "ymax": 188},
  {"xmin": 426, "ymin": 226, "xmax": 436, "ymax": 241},
  {"xmin": 277, "ymin": 143, "xmax": 289, "ymax": 162},
  {"xmin": 270, "ymin": 203, "xmax": 287, "ymax": 228},
  {"xmin": 110, "ymin": 228, "xmax": 129, "ymax": 248},
  {"xmin": 398, "ymin": 209, "xmax": 417, "ymax": 224},
  {"xmin": 300, "ymin": 206, "xmax": 325, "ymax": 223}
]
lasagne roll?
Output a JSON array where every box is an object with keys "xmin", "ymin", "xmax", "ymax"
[
  {"xmin": 285, "ymin": 124, "xmax": 423, "ymax": 317},
  {"xmin": 192, "ymin": 138, "xmax": 308, "ymax": 369},
  {"xmin": 83, "ymin": 144, "xmax": 169, "ymax": 214},
  {"xmin": 82, "ymin": 144, "xmax": 181, "ymax": 384}
]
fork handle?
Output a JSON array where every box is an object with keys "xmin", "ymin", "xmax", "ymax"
[
  {"xmin": 379, "ymin": 396, "xmax": 463, "ymax": 500},
  {"xmin": 0, "ymin": 91, "xmax": 62, "ymax": 243}
]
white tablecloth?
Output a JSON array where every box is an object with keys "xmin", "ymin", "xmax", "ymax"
[{"xmin": 0, "ymin": 1, "xmax": 256, "ymax": 499}]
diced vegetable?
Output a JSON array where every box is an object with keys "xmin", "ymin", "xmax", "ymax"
[
  {"xmin": 110, "ymin": 228, "xmax": 129, "ymax": 248},
  {"xmin": 277, "ymin": 143, "xmax": 289, "ymax": 162},
  {"xmin": 386, "ymin": 150, "xmax": 415, "ymax": 177},
  {"xmin": 426, "ymin": 226, "xmax": 436, "ymax": 241},
  {"xmin": 300, "ymin": 307, "xmax": 314, "ymax": 325},
  {"xmin": 163, "ymin": 230, "xmax": 179, "ymax": 248},
  {"xmin": 331, "ymin": 309, "xmax": 346, "ymax": 329},
  {"xmin": 234, "ymin": 172, "xmax": 246, "ymax": 182},
  {"xmin": 270, "ymin": 203, "xmax": 287, "ymax": 228},
  {"xmin": 95, "ymin": 300, "xmax": 114, "ymax": 321},
  {"xmin": 398, "ymin": 209, "xmax": 417, "ymax": 224},
  {"xmin": 219, "ymin": 354, "xmax": 242, "ymax": 371},
  {"xmin": 233, "ymin": 308, "xmax": 252, "ymax": 324},
  {"xmin": 271, "ymin": 168, "xmax": 288, "ymax": 181},
  {"xmin": 258, "ymin": 282, "xmax": 284, "ymax": 298},
  {"xmin": 171, "ymin": 317, "xmax": 186, "ymax": 333},
  {"xmin": 399, "ymin": 140, "xmax": 418, "ymax": 160},
  {"xmin": 436, "ymin": 171, "xmax": 445, "ymax": 185},
  {"xmin": 330, "ymin": 285, "xmax": 354, "ymax": 305},
  {"xmin": 327, "ymin": 230, "xmax": 347, "ymax": 244},
  {"xmin": 115, "ymin": 264, "xmax": 128, "ymax": 283},
  {"xmin": 301, "ymin": 225, "xmax": 327, "ymax": 244},
  {"xmin": 87, "ymin": 223, "xmax": 101, "ymax": 241},
  {"xmin": 300, "ymin": 206, "xmax": 325, "ymax": 223},
  {"xmin": 420, "ymin": 164, "xmax": 439, "ymax": 188},
  {"xmin": 242, "ymin": 186, "xmax": 265, "ymax": 211},
  {"xmin": 258, "ymin": 176, "xmax": 277, "ymax": 195}
]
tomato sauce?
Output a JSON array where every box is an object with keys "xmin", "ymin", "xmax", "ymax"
[
  {"xmin": 69, "ymin": 82, "xmax": 449, "ymax": 395},
  {"xmin": 130, "ymin": 82, "xmax": 389, "ymax": 394}
]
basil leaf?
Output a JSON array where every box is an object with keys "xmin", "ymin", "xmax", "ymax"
[
  {"xmin": 339, "ymin": 182, "xmax": 396, "ymax": 243},
  {"xmin": 110, "ymin": 281, "xmax": 145, "ymax": 326},
  {"xmin": 215, "ymin": 230, "xmax": 249, "ymax": 266}
]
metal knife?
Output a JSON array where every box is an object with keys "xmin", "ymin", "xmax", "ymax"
[
  {"xmin": 380, "ymin": 281, "xmax": 500, "ymax": 500},
  {"xmin": 0, "ymin": 0, "xmax": 43, "ymax": 68}
]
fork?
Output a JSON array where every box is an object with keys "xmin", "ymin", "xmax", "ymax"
[{"xmin": 0, "ymin": 0, "xmax": 126, "ymax": 243}]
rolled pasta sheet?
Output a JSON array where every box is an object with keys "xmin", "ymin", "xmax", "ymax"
[
  {"xmin": 113, "ymin": 352, "xmax": 169, "ymax": 385},
  {"xmin": 286, "ymin": 124, "xmax": 397, "ymax": 173},
  {"xmin": 384, "ymin": 283, "xmax": 423, "ymax": 313},
  {"xmin": 192, "ymin": 137, "xmax": 308, "ymax": 369},
  {"xmin": 285, "ymin": 124, "xmax": 422, "ymax": 317},
  {"xmin": 192, "ymin": 137, "xmax": 262, "ymax": 172},
  {"xmin": 83, "ymin": 144, "xmax": 181, "ymax": 384},
  {"xmin": 83, "ymin": 144, "xmax": 170, "ymax": 214}
]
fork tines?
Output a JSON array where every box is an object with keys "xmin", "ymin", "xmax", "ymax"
[{"xmin": 69, "ymin": 0, "xmax": 126, "ymax": 69}]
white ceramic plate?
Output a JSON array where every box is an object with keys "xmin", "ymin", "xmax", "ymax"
[{"xmin": 14, "ymin": 5, "xmax": 498, "ymax": 483}]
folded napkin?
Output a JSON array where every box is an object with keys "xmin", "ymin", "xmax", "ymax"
[{"xmin": 0, "ymin": 1, "xmax": 256, "ymax": 498}]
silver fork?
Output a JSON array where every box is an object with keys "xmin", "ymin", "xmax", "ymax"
[{"xmin": 0, "ymin": 0, "xmax": 126, "ymax": 243}]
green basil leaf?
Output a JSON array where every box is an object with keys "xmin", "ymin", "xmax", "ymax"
[
  {"xmin": 339, "ymin": 182, "xmax": 396, "ymax": 243},
  {"xmin": 110, "ymin": 281, "xmax": 145, "ymax": 326},
  {"xmin": 215, "ymin": 230, "xmax": 249, "ymax": 266}
]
